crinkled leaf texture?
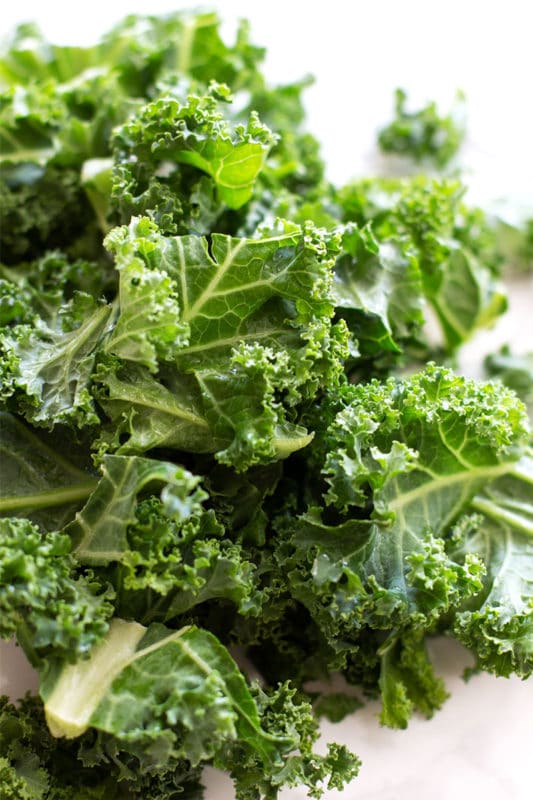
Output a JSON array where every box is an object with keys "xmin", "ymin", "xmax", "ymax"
[
  {"xmin": 0, "ymin": 517, "xmax": 113, "ymax": 665},
  {"xmin": 112, "ymin": 497, "xmax": 257, "ymax": 623},
  {"xmin": 453, "ymin": 450, "xmax": 533, "ymax": 677},
  {"xmin": 39, "ymin": 619, "xmax": 359, "ymax": 799},
  {"xmin": 60, "ymin": 452, "xmax": 258, "ymax": 623},
  {"xmin": 333, "ymin": 223, "xmax": 424, "ymax": 360},
  {"xmin": 301, "ymin": 365, "xmax": 528, "ymax": 627},
  {"xmin": 97, "ymin": 216, "xmax": 347, "ymax": 470},
  {"xmin": 337, "ymin": 177, "xmax": 507, "ymax": 353},
  {"xmin": 41, "ymin": 620, "xmax": 280, "ymax": 764},
  {"xmin": 0, "ymin": 694, "xmax": 204, "ymax": 799},
  {"xmin": 65, "ymin": 454, "xmax": 206, "ymax": 565},
  {"xmin": 111, "ymin": 83, "xmax": 275, "ymax": 231},
  {"xmin": 284, "ymin": 365, "xmax": 530, "ymax": 725},
  {"xmin": 0, "ymin": 293, "xmax": 112, "ymax": 428},
  {"xmin": 0, "ymin": 8, "xmax": 530, "ymax": 796}
]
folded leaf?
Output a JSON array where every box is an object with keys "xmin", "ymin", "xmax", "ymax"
[
  {"xmin": 333, "ymin": 223, "xmax": 423, "ymax": 358},
  {"xmin": 41, "ymin": 619, "xmax": 285, "ymax": 767}
]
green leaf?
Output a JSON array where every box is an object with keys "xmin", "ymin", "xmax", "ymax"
[
  {"xmin": 312, "ymin": 692, "xmax": 363, "ymax": 723},
  {"xmin": 94, "ymin": 359, "xmax": 218, "ymax": 455},
  {"xmin": 103, "ymin": 248, "xmax": 190, "ymax": 372},
  {"xmin": 484, "ymin": 345, "xmax": 533, "ymax": 405},
  {"xmin": 453, "ymin": 450, "xmax": 533, "ymax": 676},
  {"xmin": 378, "ymin": 631, "xmax": 448, "ymax": 729},
  {"xmin": 427, "ymin": 246, "xmax": 507, "ymax": 350},
  {"xmin": 0, "ymin": 695, "xmax": 204, "ymax": 799},
  {"xmin": 0, "ymin": 755, "xmax": 49, "ymax": 800},
  {"xmin": 337, "ymin": 177, "xmax": 507, "ymax": 352},
  {"xmin": 41, "ymin": 620, "xmax": 284, "ymax": 767},
  {"xmin": 0, "ymin": 293, "xmax": 112, "ymax": 428},
  {"xmin": 0, "ymin": 412, "xmax": 96, "ymax": 529},
  {"xmin": 0, "ymin": 517, "xmax": 113, "ymax": 664},
  {"xmin": 281, "ymin": 366, "xmax": 529, "ymax": 722},
  {"xmin": 99, "ymin": 217, "xmax": 346, "ymax": 469},
  {"xmin": 1, "ymin": 8, "xmax": 531, "ymax": 794},
  {"xmin": 378, "ymin": 88, "xmax": 465, "ymax": 168},
  {"xmin": 111, "ymin": 86, "xmax": 274, "ymax": 226},
  {"xmin": 333, "ymin": 223, "xmax": 424, "ymax": 358},
  {"xmin": 312, "ymin": 366, "xmax": 526, "ymax": 618},
  {"xmin": 65, "ymin": 455, "xmax": 206, "ymax": 565}
]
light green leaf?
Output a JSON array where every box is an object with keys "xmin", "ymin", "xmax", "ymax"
[
  {"xmin": 41, "ymin": 619, "xmax": 283, "ymax": 766},
  {"xmin": 428, "ymin": 247, "xmax": 507, "ymax": 350},
  {"xmin": 111, "ymin": 88, "xmax": 274, "ymax": 218},
  {"xmin": 104, "ymin": 255, "xmax": 189, "ymax": 372}
]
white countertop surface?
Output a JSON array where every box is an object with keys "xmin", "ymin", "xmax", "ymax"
[{"xmin": 205, "ymin": 639, "xmax": 533, "ymax": 800}]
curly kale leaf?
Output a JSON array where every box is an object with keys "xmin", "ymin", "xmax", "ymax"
[
  {"xmin": 377, "ymin": 629, "xmax": 449, "ymax": 729},
  {"xmin": 0, "ymin": 12, "xmax": 268, "ymax": 262},
  {"xmin": 96, "ymin": 217, "xmax": 347, "ymax": 470},
  {"xmin": 0, "ymin": 65, "xmax": 126, "ymax": 263},
  {"xmin": 337, "ymin": 177, "xmax": 506, "ymax": 352},
  {"xmin": 0, "ymin": 412, "xmax": 96, "ymax": 530},
  {"xmin": 38, "ymin": 619, "xmax": 359, "ymax": 799},
  {"xmin": 493, "ymin": 216, "xmax": 533, "ymax": 275},
  {"xmin": 378, "ymin": 88, "xmax": 465, "ymax": 168},
  {"xmin": 0, "ymin": 293, "xmax": 111, "ymax": 429},
  {"xmin": 112, "ymin": 499, "xmax": 257, "ymax": 624},
  {"xmin": 276, "ymin": 366, "xmax": 529, "ymax": 722},
  {"xmin": 0, "ymin": 518, "xmax": 113, "ymax": 665},
  {"xmin": 218, "ymin": 682, "xmax": 360, "ymax": 800},
  {"xmin": 64, "ymin": 455, "xmax": 259, "ymax": 623},
  {"xmin": 452, "ymin": 451, "xmax": 533, "ymax": 676},
  {"xmin": 102, "ymin": 243, "xmax": 190, "ymax": 372},
  {"xmin": 0, "ymin": 694, "xmax": 204, "ymax": 799},
  {"xmin": 41, "ymin": 620, "xmax": 276, "ymax": 764},
  {"xmin": 333, "ymin": 222, "xmax": 424, "ymax": 364},
  {"xmin": 0, "ymin": 166, "xmax": 95, "ymax": 265},
  {"xmin": 0, "ymin": 12, "xmax": 264, "ymax": 93},
  {"xmin": 111, "ymin": 83, "xmax": 275, "ymax": 232},
  {"xmin": 64, "ymin": 454, "xmax": 209, "ymax": 565}
]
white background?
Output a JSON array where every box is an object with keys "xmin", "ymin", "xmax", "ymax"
[{"xmin": 1, "ymin": 2, "xmax": 532, "ymax": 799}]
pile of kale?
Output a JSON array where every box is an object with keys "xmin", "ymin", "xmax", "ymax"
[{"xmin": 0, "ymin": 12, "xmax": 531, "ymax": 799}]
